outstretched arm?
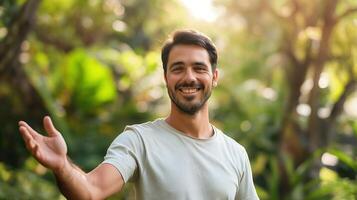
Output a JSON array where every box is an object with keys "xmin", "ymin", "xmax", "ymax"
[{"xmin": 19, "ymin": 116, "xmax": 124, "ymax": 200}]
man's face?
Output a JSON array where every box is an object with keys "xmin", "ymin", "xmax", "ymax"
[{"xmin": 165, "ymin": 44, "xmax": 218, "ymax": 115}]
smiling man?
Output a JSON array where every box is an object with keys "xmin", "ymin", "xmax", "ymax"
[
  {"xmin": 165, "ymin": 43, "xmax": 216, "ymax": 116},
  {"xmin": 19, "ymin": 30, "xmax": 259, "ymax": 200}
]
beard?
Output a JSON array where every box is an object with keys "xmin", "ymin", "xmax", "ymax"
[{"xmin": 167, "ymin": 82, "xmax": 212, "ymax": 115}]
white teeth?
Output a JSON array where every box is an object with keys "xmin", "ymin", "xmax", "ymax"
[{"xmin": 181, "ymin": 88, "xmax": 198, "ymax": 94}]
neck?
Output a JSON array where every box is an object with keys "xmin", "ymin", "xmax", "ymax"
[{"xmin": 165, "ymin": 103, "xmax": 213, "ymax": 139}]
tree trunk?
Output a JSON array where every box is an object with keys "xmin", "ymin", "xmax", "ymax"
[
  {"xmin": 0, "ymin": 0, "xmax": 45, "ymax": 168},
  {"xmin": 306, "ymin": 0, "xmax": 337, "ymax": 152}
]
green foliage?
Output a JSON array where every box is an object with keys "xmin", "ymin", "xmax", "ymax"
[
  {"xmin": 55, "ymin": 49, "xmax": 117, "ymax": 114},
  {"xmin": 1, "ymin": 0, "xmax": 356, "ymax": 199},
  {"xmin": 311, "ymin": 167, "xmax": 357, "ymax": 200},
  {"xmin": 255, "ymin": 149, "xmax": 357, "ymax": 200},
  {"xmin": 0, "ymin": 162, "xmax": 62, "ymax": 199}
]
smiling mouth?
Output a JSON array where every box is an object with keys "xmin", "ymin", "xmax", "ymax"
[{"xmin": 179, "ymin": 88, "xmax": 200, "ymax": 94}]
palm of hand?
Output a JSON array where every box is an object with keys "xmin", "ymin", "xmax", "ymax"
[
  {"xmin": 35, "ymin": 133, "xmax": 67, "ymax": 170},
  {"xmin": 19, "ymin": 116, "xmax": 68, "ymax": 172}
]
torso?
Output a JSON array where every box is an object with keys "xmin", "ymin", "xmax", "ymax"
[{"xmin": 130, "ymin": 119, "xmax": 245, "ymax": 200}]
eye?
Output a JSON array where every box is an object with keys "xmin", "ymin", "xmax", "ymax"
[
  {"xmin": 194, "ymin": 64, "xmax": 208, "ymax": 72},
  {"xmin": 170, "ymin": 65, "xmax": 183, "ymax": 73}
]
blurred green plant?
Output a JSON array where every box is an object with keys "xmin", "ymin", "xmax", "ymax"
[
  {"xmin": 1, "ymin": 0, "xmax": 356, "ymax": 199},
  {"xmin": 0, "ymin": 160, "xmax": 62, "ymax": 200}
]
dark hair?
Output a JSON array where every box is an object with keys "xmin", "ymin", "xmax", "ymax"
[{"xmin": 161, "ymin": 30, "xmax": 218, "ymax": 73}]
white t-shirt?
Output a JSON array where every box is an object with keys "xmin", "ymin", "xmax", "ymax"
[{"xmin": 103, "ymin": 119, "xmax": 259, "ymax": 200}]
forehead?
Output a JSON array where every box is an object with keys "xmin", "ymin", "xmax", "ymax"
[{"xmin": 167, "ymin": 44, "xmax": 210, "ymax": 64}]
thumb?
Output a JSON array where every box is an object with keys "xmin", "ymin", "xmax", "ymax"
[{"xmin": 43, "ymin": 116, "xmax": 60, "ymax": 136}]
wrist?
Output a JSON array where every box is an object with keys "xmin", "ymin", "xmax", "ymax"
[{"xmin": 53, "ymin": 156, "xmax": 70, "ymax": 176}]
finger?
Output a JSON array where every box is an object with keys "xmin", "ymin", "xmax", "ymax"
[
  {"xmin": 19, "ymin": 126, "xmax": 34, "ymax": 143},
  {"xmin": 33, "ymin": 144, "xmax": 41, "ymax": 159},
  {"xmin": 19, "ymin": 127, "xmax": 44, "ymax": 162},
  {"xmin": 18, "ymin": 121, "xmax": 40, "ymax": 139},
  {"xmin": 29, "ymin": 139, "xmax": 40, "ymax": 159},
  {"xmin": 43, "ymin": 116, "xmax": 60, "ymax": 136},
  {"xmin": 19, "ymin": 126, "xmax": 38, "ymax": 151}
]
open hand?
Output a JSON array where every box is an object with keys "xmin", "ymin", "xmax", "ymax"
[{"xmin": 19, "ymin": 116, "xmax": 68, "ymax": 172}]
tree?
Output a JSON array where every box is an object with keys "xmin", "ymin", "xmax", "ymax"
[
  {"xmin": 214, "ymin": 0, "xmax": 357, "ymax": 197},
  {"xmin": 0, "ymin": 0, "xmax": 186, "ymax": 198},
  {"xmin": 0, "ymin": 0, "xmax": 45, "ymax": 167}
]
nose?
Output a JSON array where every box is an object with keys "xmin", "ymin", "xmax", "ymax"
[{"xmin": 183, "ymin": 68, "xmax": 196, "ymax": 82}]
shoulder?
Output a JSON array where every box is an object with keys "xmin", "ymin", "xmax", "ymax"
[
  {"xmin": 124, "ymin": 119, "xmax": 163, "ymax": 136},
  {"xmin": 107, "ymin": 120, "xmax": 162, "ymax": 154},
  {"xmin": 111, "ymin": 120, "xmax": 160, "ymax": 143},
  {"xmin": 216, "ymin": 128, "xmax": 247, "ymax": 153},
  {"xmin": 114, "ymin": 119, "xmax": 166, "ymax": 143},
  {"xmin": 215, "ymin": 128, "xmax": 250, "ymax": 164}
]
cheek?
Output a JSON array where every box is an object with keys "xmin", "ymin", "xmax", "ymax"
[
  {"xmin": 166, "ymin": 75, "xmax": 180, "ymax": 84},
  {"xmin": 165, "ymin": 78, "xmax": 177, "ymax": 88}
]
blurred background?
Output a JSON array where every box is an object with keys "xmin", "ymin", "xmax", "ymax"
[{"xmin": 0, "ymin": 0, "xmax": 357, "ymax": 199}]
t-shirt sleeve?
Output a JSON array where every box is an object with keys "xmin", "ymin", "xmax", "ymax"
[
  {"xmin": 102, "ymin": 127, "xmax": 142, "ymax": 183},
  {"xmin": 236, "ymin": 148, "xmax": 260, "ymax": 200}
]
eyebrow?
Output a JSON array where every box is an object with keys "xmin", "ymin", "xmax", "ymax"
[
  {"xmin": 193, "ymin": 62, "xmax": 208, "ymax": 67},
  {"xmin": 169, "ymin": 61, "xmax": 184, "ymax": 68},
  {"xmin": 169, "ymin": 61, "xmax": 208, "ymax": 68}
]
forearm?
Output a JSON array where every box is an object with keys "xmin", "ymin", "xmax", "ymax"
[{"xmin": 54, "ymin": 158, "xmax": 99, "ymax": 200}]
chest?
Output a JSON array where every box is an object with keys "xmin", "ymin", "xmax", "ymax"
[{"xmin": 137, "ymin": 136, "xmax": 239, "ymax": 199}]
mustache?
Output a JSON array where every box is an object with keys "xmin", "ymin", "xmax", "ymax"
[{"xmin": 175, "ymin": 82, "xmax": 203, "ymax": 90}]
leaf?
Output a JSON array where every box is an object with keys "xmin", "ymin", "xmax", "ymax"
[
  {"xmin": 328, "ymin": 149, "xmax": 357, "ymax": 171},
  {"xmin": 60, "ymin": 49, "xmax": 117, "ymax": 112}
]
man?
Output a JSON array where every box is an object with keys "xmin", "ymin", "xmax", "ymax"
[{"xmin": 19, "ymin": 30, "xmax": 259, "ymax": 200}]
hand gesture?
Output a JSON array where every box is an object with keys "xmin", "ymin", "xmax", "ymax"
[{"xmin": 19, "ymin": 116, "xmax": 68, "ymax": 172}]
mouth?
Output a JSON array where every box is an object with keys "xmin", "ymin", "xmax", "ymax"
[
  {"xmin": 179, "ymin": 87, "xmax": 200, "ymax": 94},
  {"xmin": 175, "ymin": 82, "xmax": 204, "ymax": 96}
]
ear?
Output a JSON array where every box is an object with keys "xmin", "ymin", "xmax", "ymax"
[{"xmin": 212, "ymin": 68, "xmax": 219, "ymax": 87}]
